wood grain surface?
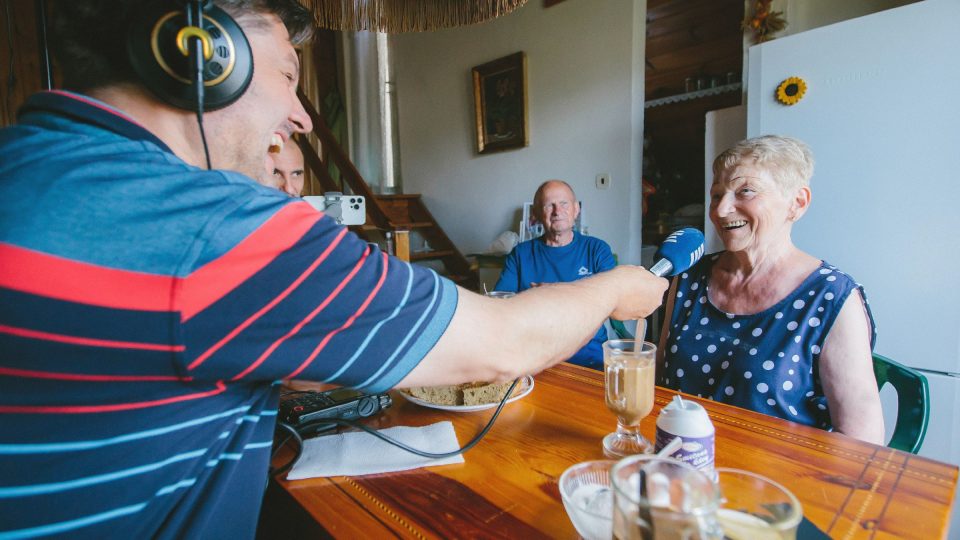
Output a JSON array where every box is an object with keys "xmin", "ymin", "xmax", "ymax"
[{"xmin": 268, "ymin": 364, "xmax": 957, "ymax": 539}]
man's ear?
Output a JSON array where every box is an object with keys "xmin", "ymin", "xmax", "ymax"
[{"xmin": 789, "ymin": 186, "xmax": 812, "ymax": 221}]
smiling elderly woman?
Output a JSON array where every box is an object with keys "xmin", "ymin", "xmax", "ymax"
[{"xmin": 657, "ymin": 135, "xmax": 884, "ymax": 444}]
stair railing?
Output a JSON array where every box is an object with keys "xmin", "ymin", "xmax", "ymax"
[{"xmin": 296, "ymin": 89, "xmax": 393, "ymax": 231}]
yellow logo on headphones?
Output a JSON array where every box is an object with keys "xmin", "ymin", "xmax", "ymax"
[
  {"xmin": 151, "ymin": 11, "xmax": 236, "ymax": 87},
  {"xmin": 176, "ymin": 26, "xmax": 214, "ymax": 60}
]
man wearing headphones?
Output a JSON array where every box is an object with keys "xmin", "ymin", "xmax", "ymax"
[{"xmin": 0, "ymin": 1, "xmax": 667, "ymax": 538}]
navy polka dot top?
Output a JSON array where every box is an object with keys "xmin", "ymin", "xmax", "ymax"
[{"xmin": 660, "ymin": 253, "xmax": 876, "ymax": 430}]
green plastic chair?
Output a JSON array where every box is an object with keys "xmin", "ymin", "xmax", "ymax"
[
  {"xmin": 873, "ymin": 353, "xmax": 929, "ymax": 454},
  {"xmin": 609, "ymin": 319, "xmax": 632, "ymax": 340}
]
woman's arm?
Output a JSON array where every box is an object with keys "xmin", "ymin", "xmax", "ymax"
[{"xmin": 818, "ymin": 290, "xmax": 885, "ymax": 444}]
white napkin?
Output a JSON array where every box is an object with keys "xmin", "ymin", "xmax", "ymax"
[{"xmin": 286, "ymin": 421, "xmax": 464, "ymax": 479}]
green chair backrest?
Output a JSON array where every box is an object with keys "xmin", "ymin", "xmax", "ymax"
[
  {"xmin": 872, "ymin": 353, "xmax": 929, "ymax": 454},
  {"xmin": 609, "ymin": 319, "xmax": 632, "ymax": 340}
]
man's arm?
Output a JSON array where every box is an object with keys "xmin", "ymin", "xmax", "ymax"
[{"xmin": 397, "ymin": 266, "xmax": 668, "ymax": 387}]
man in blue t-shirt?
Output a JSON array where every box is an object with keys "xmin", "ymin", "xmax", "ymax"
[{"xmin": 495, "ymin": 180, "xmax": 617, "ymax": 368}]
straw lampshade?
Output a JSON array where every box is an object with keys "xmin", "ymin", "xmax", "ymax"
[{"xmin": 302, "ymin": 0, "xmax": 529, "ymax": 33}]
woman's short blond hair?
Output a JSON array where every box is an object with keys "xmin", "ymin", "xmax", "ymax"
[{"xmin": 712, "ymin": 135, "xmax": 815, "ymax": 193}]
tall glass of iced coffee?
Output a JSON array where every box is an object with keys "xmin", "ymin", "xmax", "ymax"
[{"xmin": 603, "ymin": 339, "xmax": 656, "ymax": 457}]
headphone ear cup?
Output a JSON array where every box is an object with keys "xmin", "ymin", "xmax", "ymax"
[{"xmin": 127, "ymin": 4, "xmax": 253, "ymax": 111}]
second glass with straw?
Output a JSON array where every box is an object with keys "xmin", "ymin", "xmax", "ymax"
[{"xmin": 610, "ymin": 457, "xmax": 803, "ymax": 540}]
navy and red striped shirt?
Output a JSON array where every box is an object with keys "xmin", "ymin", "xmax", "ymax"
[{"xmin": 0, "ymin": 91, "xmax": 457, "ymax": 539}]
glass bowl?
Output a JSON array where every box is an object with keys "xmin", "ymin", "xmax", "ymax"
[{"xmin": 558, "ymin": 460, "xmax": 616, "ymax": 540}]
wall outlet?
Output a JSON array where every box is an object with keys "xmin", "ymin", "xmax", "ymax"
[{"xmin": 596, "ymin": 173, "xmax": 610, "ymax": 189}]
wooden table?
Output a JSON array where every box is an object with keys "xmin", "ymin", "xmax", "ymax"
[{"xmin": 264, "ymin": 364, "xmax": 958, "ymax": 539}]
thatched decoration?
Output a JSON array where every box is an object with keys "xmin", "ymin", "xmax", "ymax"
[{"xmin": 303, "ymin": 0, "xmax": 530, "ymax": 33}]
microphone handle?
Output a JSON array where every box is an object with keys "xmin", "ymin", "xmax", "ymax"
[{"xmin": 649, "ymin": 258, "xmax": 673, "ymax": 277}]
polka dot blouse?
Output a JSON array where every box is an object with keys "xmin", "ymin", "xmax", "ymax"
[{"xmin": 660, "ymin": 254, "xmax": 876, "ymax": 430}]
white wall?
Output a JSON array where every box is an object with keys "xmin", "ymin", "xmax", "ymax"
[
  {"xmin": 743, "ymin": 0, "xmax": 918, "ymax": 98},
  {"xmin": 781, "ymin": 0, "xmax": 919, "ymax": 35},
  {"xmin": 392, "ymin": 0, "xmax": 647, "ymax": 263}
]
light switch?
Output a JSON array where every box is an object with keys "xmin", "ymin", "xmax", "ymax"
[{"xmin": 596, "ymin": 173, "xmax": 610, "ymax": 189}]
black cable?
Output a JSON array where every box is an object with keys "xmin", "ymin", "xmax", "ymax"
[
  {"xmin": 272, "ymin": 377, "xmax": 521, "ymax": 474},
  {"xmin": 187, "ymin": 0, "xmax": 212, "ymax": 170},
  {"xmin": 196, "ymin": 109, "xmax": 212, "ymax": 170},
  {"xmin": 3, "ymin": 0, "xmax": 15, "ymax": 123},
  {"xmin": 270, "ymin": 421, "xmax": 303, "ymax": 478},
  {"xmin": 35, "ymin": 0, "xmax": 51, "ymax": 90},
  {"xmin": 337, "ymin": 377, "xmax": 520, "ymax": 459}
]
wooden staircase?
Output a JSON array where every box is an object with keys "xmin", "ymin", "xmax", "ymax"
[{"xmin": 296, "ymin": 90, "xmax": 479, "ymax": 290}]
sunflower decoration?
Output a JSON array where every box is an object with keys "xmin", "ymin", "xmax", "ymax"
[
  {"xmin": 742, "ymin": 0, "xmax": 787, "ymax": 43},
  {"xmin": 776, "ymin": 77, "xmax": 807, "ymax": 106}
]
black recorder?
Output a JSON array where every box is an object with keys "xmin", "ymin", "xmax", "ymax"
[{"xmin": 279, "ymin": 388, "xmax": 391, "ymax": 436}]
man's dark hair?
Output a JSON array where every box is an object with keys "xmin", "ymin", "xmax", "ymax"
[{"xmin": 50, "ymin": 0, "xmax": 314, "ymax": 92}]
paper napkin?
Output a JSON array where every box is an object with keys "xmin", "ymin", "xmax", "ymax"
[{"xmin": 286, "ymin": 421, "xmax": 464, "ymax": 479}]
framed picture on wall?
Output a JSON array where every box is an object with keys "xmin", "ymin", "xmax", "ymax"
[{"xmin": 472, "ymin": 52, "xmax": 529, "ymax": 154}]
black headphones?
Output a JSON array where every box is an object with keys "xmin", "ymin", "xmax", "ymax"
[{"xmin": 127, "ymin": 0, "xmax": 253, "ymax": 111}]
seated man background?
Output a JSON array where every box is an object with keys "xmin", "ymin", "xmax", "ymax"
[
  {"xmin": 494, "ymin": 180, "xmax": 616, "ymax": 368},
  {"xmin": 263, "ymin": 137, "xmax": 306, "ymax": 197}
]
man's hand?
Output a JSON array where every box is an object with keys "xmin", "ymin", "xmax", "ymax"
[{"xmin": 601, "ymin": 266, "xmax": 669, "ymax": 321}]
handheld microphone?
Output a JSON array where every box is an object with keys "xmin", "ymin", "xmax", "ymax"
[{"xmin": 650, "ymin": 228, "xmax": 705, "ymax": 277}]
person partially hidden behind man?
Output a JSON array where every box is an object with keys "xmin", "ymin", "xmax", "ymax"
[
  {"xmin": 494, "ymin": 180, "xmax": 617, "ymax": 368},
  {"xmin": 263, "ymin": 136, "xmax": 306, "ymax": 196},
  {"xmin": 0, "ymin": 1, "xmax": 667, "ymax": 538}
]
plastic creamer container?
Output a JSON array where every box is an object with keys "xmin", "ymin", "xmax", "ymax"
[{"xmin": 655, "ymin": 395, "xmax": 715, "ymax": 476}]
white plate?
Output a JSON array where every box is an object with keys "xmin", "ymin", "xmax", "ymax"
[{"xmin": 399, "ymin": 376, "xmax": 534, "ymax": 412}]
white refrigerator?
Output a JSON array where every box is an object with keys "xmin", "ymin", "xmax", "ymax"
[{"xmin": 708, "ymin": 0, "xmax": 960, "ymax": 533}]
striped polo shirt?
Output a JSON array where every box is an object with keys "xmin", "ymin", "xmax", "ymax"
[{"xmin": 0, "ymin": 91, "xmax": 457, "ymax": 539}]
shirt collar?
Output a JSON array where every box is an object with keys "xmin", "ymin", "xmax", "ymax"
[{"xmin": 18, "ymin": 90, "xmax": 173, "ymax": 154}]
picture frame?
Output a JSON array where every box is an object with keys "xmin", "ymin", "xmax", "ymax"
[{"xmin": 472, "ymin": 52, "xmax": 529, "ymax": 154}]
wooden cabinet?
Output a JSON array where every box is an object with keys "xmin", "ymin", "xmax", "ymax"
[{"xmin": 1, "ymin": 2, "xmax": 50, "ymax": 128}]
